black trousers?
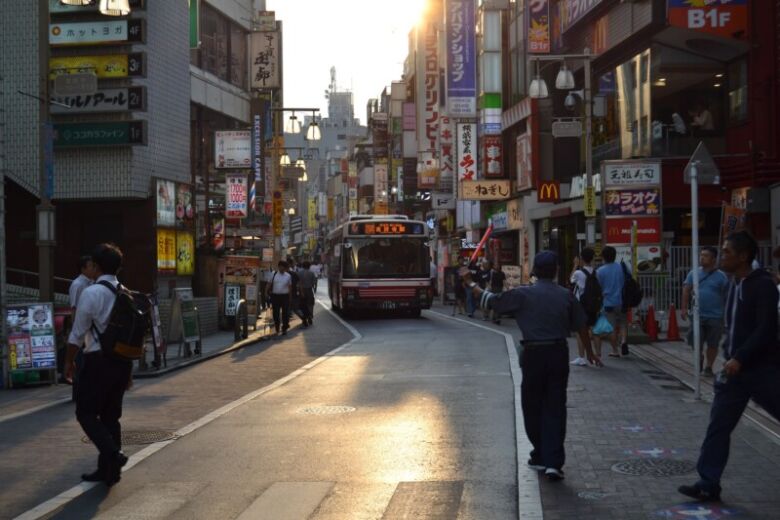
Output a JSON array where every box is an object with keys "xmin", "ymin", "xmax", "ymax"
[
  {"xmin": 75, "ymin": 352, "xmax": 132, "ymax": 467},
  {"xmin": 519, "ymin": 343, "xmax": 569, "ymax": 470},
  {"xmin": 300, "ymin": 290, "xmax": 315, "ymax": 321},
  {"xmin": 270, "ymin": 293, "xmax": 290, "ymax": 330}
]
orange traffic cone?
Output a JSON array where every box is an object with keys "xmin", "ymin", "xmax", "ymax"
[
  {"xmin": 667, "ymin": 303, "xmax": 681, "ymax": 341},
  {"xmin": 645, "ymin": 304, "xmax": 658, "ymax": 341}
]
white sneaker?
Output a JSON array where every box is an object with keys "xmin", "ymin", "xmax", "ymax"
[{"xmin": 570, "ymin": 357, "xmax": 587, "ymax": 366}]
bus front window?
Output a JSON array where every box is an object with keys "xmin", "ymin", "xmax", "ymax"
[{"xmin": 342, "ymin": 237, "xmax": 429, "ymax": 279}]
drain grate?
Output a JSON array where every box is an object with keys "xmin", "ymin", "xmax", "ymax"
[
  {"xmin": 82, "ymin": 430, "xmax": 177, "ymax": 446},
  {"xmin": 659, "ymin": 384, "xmax": 690, "ymax": 392},
  {"xmin": 648, "ymin": 374, "xmax": 677, "ymax": 381},
  {"xmin": 611, "ymin": 459, "xmax": 695, "ymax": 477},
  {"xmin": 297, "ymin": 405, "xmax": 356, "ymax": 415}
]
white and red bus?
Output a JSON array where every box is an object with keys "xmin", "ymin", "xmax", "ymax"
[{"xmin": 325, "ymin": 216, "xmax": 433, "ymax": 317}]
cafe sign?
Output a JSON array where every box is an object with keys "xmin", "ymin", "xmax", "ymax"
[
  {"xmin": 50, "ymin": 19, "xmax": 145, "ymax": 46},
  {"xmin": 53, "ymin": 121, "xmax": 146, "ymax": 148}
]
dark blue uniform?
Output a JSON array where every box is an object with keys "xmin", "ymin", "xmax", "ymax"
[{"xmin": 479, "ymin": 278, "xmax": 587, "ymax": 472}]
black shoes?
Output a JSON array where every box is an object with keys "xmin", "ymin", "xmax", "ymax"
[
  {"xmin": 678, "ymin": 483, "xmax": 721, "ymax": 502},
  {"xmin": 621, "ymin": 342, "xmax": 630, "ymax": 356},
  {"xmin": 545, "ymin": 468, "xmax": 565, "ymax": 481},
  {"xmin": 81, "ymin": 469, "xmax": 104, "ymax": 482},
  {"xmin": 82, "ymin": 451, "xmax": 128, "ymax": 486},
  {"xmin": 527, "ymin": 459, "xmax": 545, "ymax": 471}
]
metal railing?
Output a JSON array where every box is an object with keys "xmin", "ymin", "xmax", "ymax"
[{"xmin": 6, "ymin": 267, "xmax": 73, "ymax": 297}]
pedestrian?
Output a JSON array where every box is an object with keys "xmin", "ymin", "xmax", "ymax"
[
  {"xmin": 465, "ymin": 259, "xmax": 478, "ymax": 318},
  {"xmin": 680, "ymin": 246, "xmax": 729, "ymax": 376},
  {"xmin": 65, "ymin": 256, "xmax": 95, "ymax": 382},
  {"xmin": 476, "ymin": 260, "xmax": 492, "ymax": 321},
  {"xmin": 259, "ymin": 267, "xmax": 270, "ymax": 311},
  {"xmin": 266, "ymin": 260, "xmax": 292, "ymax": 335},
  {"xmin": 64, "ymin": 243, "xmax": 132, "ymax": 487},
  {"xmin": 569, "ymin": 248, "xmax": 600, "ymax": 366},
  {"xmin": 310, "ymin": 262, "xmax": 322, "ymax": 291},
  {"xmin": 288, "ymin": 258, "xmax": 305, "ymax": 322},
  {"xmin": 430, "ymin": 257, "xmax": 438, "ymax": 297},
  {"xmin": 452, "ymin": 263, "xmax": 467, "ymax": 316},
  {"xmin": 595, "ymin": 246, "xmax": 628, "ymax": 358},
  {"xmin": 461, "ymin": 251, "xmax": 602, "ymax": 481},
  {"xmin": 298, "ymin": 261, "xmax": 317, "ymax": 327},
  {"xmin": 487, "ymin": 261, "xmax": 506, "ymax": 324},
  {"xmin": 679, "ymin": 231, "xmax": 780, "ymax": 502}
]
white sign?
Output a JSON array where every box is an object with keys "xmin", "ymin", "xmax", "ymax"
[
  {"xmin": 456, "ymin": 122, "xmax": 477, "ymax": 181},
  {"xmin": 224, "ymin": 285, "xmax": 241, "ymax": 316},
  {"xmin": 552, "ymin": 120, "xmax": 583, "ymax": 138},
  {"xmin": 432, "ymin": 192, "xmax": 456, "ymax": 209},
  {"xmin": 250, "ymin": 31, "xmax": 280, "ymax": 89},
  {"xmin": 225, "ymin": 175, "xmax": 248, "ymax": 218},
  {"xmin": 52, "ymin": 73, "xmax": 97, "ymax": 97},
  {"xmin": 416, "ymin": 21, "xmax": 439, "ymax": 154},
  {"xmin": 51, "ymin": 86, "xmax": 145, "ymax": 114},
  {"xmin": 50, "ymin": 20, "xmax": 144, "ymax": 46},
  {"xmin": 614, "ymin": 245, "xmax": 663, "ymax": 273},
  {"xmin": 215, "ymin": 131, "xmax": 251, "ymax": 169},
  {"xmin": 507, "ymin": 198, "xmax": 523, "ymax": 230},
  {"xmin": 568, "ymin": 172, "xmax": 602, "ymax": 198},
  {"xmin": 603, "ymin": 161, "xmax": 661, "ymax": 186},
  {"xmin": 374, "ymin": 163, "xmax": 388, "ymax": 203}
]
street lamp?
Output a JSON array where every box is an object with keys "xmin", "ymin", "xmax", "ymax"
[
  {"xmin": 99, "ymin": 0, "xmax": 131, "ymax": 15},
  {"xmin": 284, "ymin": 113, "xmax": 302, "ymax": 134},
  {"xmin": 305, "ymin": 119, "xmax": 321, "ymax": 141},
  {"xmin": 279, "ymin": 152, "xmax": 291, "ymax": 166},
  {"xmin": 555, "ymin": 63, "xmax": 575, "ymax": 90},
  {"xmin": 59, "ymin": 0, "xmax": 94, "ymax": 4}
]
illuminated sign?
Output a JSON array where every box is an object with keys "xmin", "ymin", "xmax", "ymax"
[
  {"xmin": 49, "ymin": 53, "xmax": 145, "ymax": 79},
  {"xmin": 605, "ymin": 217, "xmax": 662, "ymax": 244},
  {"xmin": 537, "ymin": 181, "xmax": 560, "ymax": 203},
  {"xmin": 668, "ymin": 0, "xmax": 747, "ymax": 40},
  {"xmin": 50, "ymin": 19, "xmax": 144, "ymax": 46},
  {"xmin": 348, "ymin": 222, "xmax": 426, "ymax": 235}
]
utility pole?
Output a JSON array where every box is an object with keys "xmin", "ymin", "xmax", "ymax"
[
  {"xmin": 583, "ymin": 51, "xmax": 595, "ymax": 247},
  {"xmin": 1, "ymin": 74, "xmax": 8, "ymax": 387}
]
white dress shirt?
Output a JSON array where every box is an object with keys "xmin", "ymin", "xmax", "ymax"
[
  {"xmin": 270, "ymin": 271, "xmax": 292, "ymax": 295},
  {"xmin": 68, "ymin": 274, "xmax": 93, "ymax": 309},
  {"xmin": 67, "ymin": 274, "xmax": 119, "ymax": 353}
]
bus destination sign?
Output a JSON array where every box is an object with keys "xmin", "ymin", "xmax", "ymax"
[{"xmin": 349, "ymin": 222, "xmax": 425, "ymax": 235}]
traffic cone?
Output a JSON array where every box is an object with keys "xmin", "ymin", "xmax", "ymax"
[
  {"xmin": 645, "ymin": 304, "xmax": 658, "ymax": 341},
  {"xmin": 667, "ymin": 303, "xmax": 681, "ymax": 341}
]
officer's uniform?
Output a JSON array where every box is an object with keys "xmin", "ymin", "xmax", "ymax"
[{"xmin": 477, "ymin": 252, "xmax": 587, "ymax": 473}]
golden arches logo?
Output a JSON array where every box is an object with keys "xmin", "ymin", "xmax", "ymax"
[{"xmin": 538, "ymin": 182, "xmax": 560, "ymax": 202}]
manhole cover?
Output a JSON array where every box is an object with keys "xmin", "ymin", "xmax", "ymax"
[
  {"xmin": 611, "ymin": 459, "xmax": 695, "ymax": 477},
  {"xmin": 82, "ymin": 430, "xmax": 176, "ymax": 446},
  {"xmin": 297, "ymin": 405, "xmax": 356, "ymax": 415}
]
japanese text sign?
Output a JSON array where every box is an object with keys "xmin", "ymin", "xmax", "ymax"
[
  {"xmin": 460, "ymin": 180, "xmax": 511, "ymax": 201},
  {"xmin": 516, "ymin": 133, "xmax": 534, "ymax": 191},
  {"xmin": 603, "ymin": 162, "xmax": 661, "ymax": 186},
  {"xmin": 456, "ymin": 123, "xmax": 477, "ymax": 181},
  {"xmin": 559, "ymin": 0, "xmax": 604, "ymax": 33},
  {"xmin": 668, "ymin": 0, "xmax": 747, "ymax": 40},
  {"xmin": 176, "ymin": 231, "xmax": 195, "ymax": 276},
  {"xmin": 157, "ymin": 229, "xmax": 176, "ymax": 272},
  {"xmin": 50, "ymin": 19, "xmax": 144, "ymax": 46},
  {"xmin": 49, "ymin": 53, "xmax": 145, "ymax": 80},
  {"xmin": 446, "ymin": 0, "xmax": 477, "ymax": 116},
  {"xmin": 528, "ymin": 0, "xmax": 551, "ymax": 53},
  {"xmin": 250, "ymin": 31, "xmax": 280, "ymax": 89},
  {"xmin": 605, "ymin": 188, "xmax": 661, "ymax": 216},
  {"xmin": 605, "ymin": 217, "xmax": 662, "ymax": 244},
  {"xmin": 537, "ymin": 181, "xmax": 560, "ymax": 203},
  {"xmin": 439, "ymin": 117, "xmax": 454, "ymax": 188},
  {"xmin": 416, "ymin": 21, "xmax": 439, "ymax": 153},
  {"xmin": 6, "ymin": 303, "xmax": 56, "ymax": 371},
  {"xmin": 51, "ymin": 86, "xmax": 145, "ymax": 114},
  {"xmin": 225, "ymin": 175, "xmax": 248, "ymax": 219},
  {"xmin": 483, "ymin": 135, "xmax": 502, "ymax": 178},
  {"xmin": 53, "ymin": 121, "xmax": 146, "ymax": 148},
  {"xmin": 272, "ymin": 191, "xmax": 283, "ymax": 236},
  {"xmin": 215, "ymin": 131, "xmax": 251, "ymax": 169}
]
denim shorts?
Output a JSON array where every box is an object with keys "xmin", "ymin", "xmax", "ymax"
[{"xmin": 686, "ymin": 317, "xmax": 724, "ymax": 349}]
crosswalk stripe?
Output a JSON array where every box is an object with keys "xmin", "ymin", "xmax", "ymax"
[
  {"xmin": 93, "ymin": 482, "xmax": 205, "ymax": 519},
  {"xmin": 236, "ymin": 481, "xmax": 335, "ymax": 520},
  {"xmin": 382, "ymin": 481, "xmax": 464, "ymax": 519}
]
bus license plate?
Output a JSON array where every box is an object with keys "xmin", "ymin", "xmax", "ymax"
[{"xmin": 380, "ymin": 301, "xmax": 397, "ymax": 310}]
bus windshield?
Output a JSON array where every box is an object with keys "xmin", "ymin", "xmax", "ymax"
[{"xmin": 342, "ymin": 237, "xmax": 429, "ymax": 279}]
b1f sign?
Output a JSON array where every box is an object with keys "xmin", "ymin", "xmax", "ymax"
[{"xmin": 667, "ymin": 0, "xmax": 747, "ymax": 39}]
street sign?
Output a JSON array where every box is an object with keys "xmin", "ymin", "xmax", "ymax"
[
  {"xmin": 52, "ymin": 73, "xmax": 97, "ymax": 97},
  {"xmin": 584, "ymin": 186, "xmax": 596, "ymax": 217},
  {"xmin": 552, "ymin": 120, "xmax": 583, "ymax": 138},
  {"xmin": 684, "ymin": 141, "xmax": 720, "ymax": 185},
  {"xmin": 51, "ymin": 86, "xmax": 146, "ymax": 114}
]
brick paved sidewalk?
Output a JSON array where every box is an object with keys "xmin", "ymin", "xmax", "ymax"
[{"xmin": 428, "ymin": 303, "xmax": 780, "ymax": 520}]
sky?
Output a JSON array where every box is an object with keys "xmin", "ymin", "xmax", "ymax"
[{"xmin": 266, "ymin": 0, "xmax": 427, "ymax": 125}]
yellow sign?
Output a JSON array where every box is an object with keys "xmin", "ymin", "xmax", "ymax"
[
  {"xmin": 176, "ymin": 231, "xmax": 195, "ymax": 276},
  {"xmin": 349, "ymin": 198, "xmax": 357, "ymax": 213},
  {"xmin": 584, "ymin": 186, "xmax": 596, "ymax": 218},
  {"xmin": 327, "ymin": 198, "xmax": 335, "ymax": 220},
  {"xmin": 459, "ymin": 180, "xmax": 511, "ymax": 201},
  {"xmin": 374, "ymin": 202, "xmax": 388, "ymax": 215},
  {"xmin": 156, "ymin": 229, "xmax": 176, "ymax": 272},
  {"xmin": 49, "ymin": 54, "xmax": 138, "ymax": 79},
  {"xmin": 272, "ymin": 191, "xmax": 283, "ymax": 237},
  {"xmin": 308, "ymin": 198, "xmax": 317, "ymax": 230}
]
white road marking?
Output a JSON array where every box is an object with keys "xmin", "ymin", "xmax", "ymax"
[
  {"xmin": 236, "ymin": 481, "xmax": 335, "ymax": 520},
  {"xmin": 14, "ymin": 300, "xmax": 361, "ymax": 520},
  {"xmin": 0, "ymin": 397, "xmax": 72, "ymax": 425},
  {"xmin": 426, "ymin": 309, "xmax": 544, "ymax": 520},
  {"xmin": 92, "ymin": 482, "xmax": 205, "ymax": 519}
]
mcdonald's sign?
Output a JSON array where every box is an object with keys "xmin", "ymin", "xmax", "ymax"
[{"xmin": 537, "ymin": 181, "xmax": 560, "ymax": 203}]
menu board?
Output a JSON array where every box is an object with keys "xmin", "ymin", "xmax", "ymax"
[{"xmin": 6, "ymin": 303, "xmax": 56, "ymax": 371}]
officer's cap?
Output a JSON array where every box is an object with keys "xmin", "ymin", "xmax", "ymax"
[{"xmin": 532, "ymin": 250, "xmax": 558, "ymax": 277}]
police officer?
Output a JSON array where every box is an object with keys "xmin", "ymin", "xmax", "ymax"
[{"xmin": 461, "ymin": 250, "xmax": 601, "ymax": 481}]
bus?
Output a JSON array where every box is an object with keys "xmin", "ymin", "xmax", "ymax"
[{"xmin": 325, "ymin": 216, "xmax": 433, "ymax": 317}]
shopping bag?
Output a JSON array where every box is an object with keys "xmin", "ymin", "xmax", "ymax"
[{"xmin": 592, "ymin": 312, "xmax": 614, "ymax": 336}]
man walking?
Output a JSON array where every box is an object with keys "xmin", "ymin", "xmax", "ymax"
[
  {"xmin": 462, "ymin": 251, "xmax": 601, "ymax": 481},
  {"xmin": 266, "ymin": 260, "xmax": 292, "ymax": 335},
  {"xmin": 570, "ymin": 248, "xmax": 600, "ymax": 366},
  {"xmin": 64, "ymin": 243, "xmax": 131, "ymax": 486},
  {"xmin": 680, "ymin": 246, "xmax": 729, "ymax": 376},
  {"xmin": 298, "ymin": 261, "xmax": 317, "ymax": 327},
  {"xmin": 69, "ymin": 255, "xmax": 95, "ymax": 311},
  {"xmin": 679, "ymin": 231, "xmax": 780, "ymax": 502},
  {"xmin": 596, "ymin": 246, "xmax": 627, "ymax": 358},
  {"xmin": 487, "ymin": 261, "xmax": 506, "ymax": 324}
]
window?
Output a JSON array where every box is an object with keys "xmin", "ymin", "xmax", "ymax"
[
  {"xmin": 229, "ymin": 24, "xmax": 247, "ymax": 89},
  {"xmin": 728, "ymin": 59, "xmax": 747, "ymax": 123},
  {"xmin": 197, "ymin": 4, "xmax": 248, "ymax": 89}
]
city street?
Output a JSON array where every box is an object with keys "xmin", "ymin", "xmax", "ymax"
[{"xmin": 1, "ymin": 291, "xmax": 779, "ymax": 519}]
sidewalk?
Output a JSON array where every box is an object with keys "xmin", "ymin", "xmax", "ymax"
[{"xmin": 0, "ymin": 315, "xmax": 272, "ymax": 422}]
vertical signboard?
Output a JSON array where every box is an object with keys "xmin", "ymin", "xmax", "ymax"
[
  {"xmin": 516, "ymin": 133, "xmax": 533, "ymax": 191},
  {"xmin": 189, "ymin": 0, "xmax": 199, "ymax": 48},
  {"xmin": 251, "ymin": 100, "xmax": 265, "ymax": 213},
  {"xmin": 6, "ymin": 304, "xmax": 56, "ymax": 371},
  {"xmin": 446, "ymin": 0, "xmax": 477, "ymax": 116},
  {"xmin": 483, "ymin": 135, "xmax": 502, "ymax": 178},
  {"xmin": 528, "ymin": 0, "xmax": 551, "ymax": 53},
  {"xmin": 416, "ymin": 21, "xmax": 439, "ymax": 154},
  {"xmin": 157, "ymin": 229, "xmax": 176, "ymax": 272},
  {"xmin": 456, "ymin": 123, "xmax": 477, "ymax": 181},
  {"xmin": 439, "ymin": 116, "xmax": 455, "ymax": 191},
  {"xmin": 225, "ymin": 175, "xmax": 248, "ymax": 219},
  {"xmin": 374, "ymin": 162, "xmax": 389, "ymax": 213},
  {"xmin": 156, "ymin": 179, "xmax": 176, "ymax": 226},
  {"xmin": 250, "ymin": 31, "xmax": 280, "ymax": 89},
  {"xmin": 272, "ymin": 191, "xmax": 283, "ymax": 236}
]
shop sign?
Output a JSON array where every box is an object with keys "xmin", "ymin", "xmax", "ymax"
[
  {"xmin": 605, "ymin": 217, "xmax": 661, "ymax": 244},
  {"xmin": 225, "ymin": 256, "xmax": 260, "ymax": 284},
  {"xmin": 175, "ymin": 183, "xmax": 194, "ymax": 227},
  {"xmin": 507, "ymin": 198, "xmax": 523, "ymax": 230},
  {"xmin": 226, "ymin": 175, "xmax": 248, "ymax": 219},
  {"xmin": 439, "ymin": 117, "xmax": 454, "ymax": 189},
  {"xmin": 189, "ymin": 0, "xmax": 199, "ymax": 48},
  {"xmin": 157, "ymin": 229, "xmax": 176, "ymax": 272},
  {"xmin": 488, "ymin": 204, "xmax": 508, "ymax": 230},
  {"xmin": 155, "ymin": 179, "xmax": 175, "ymax": 226},
  {"xmin": 516, "ymin": 133, "xmax": 534, "ymax": 191},
  {"xmin": 308, "ymin": 198, "xmax": 317, "ymax": 230},
  {"xmin": 52, "ymin": 73, "xmax": 97, "ymax": 97},
  {"xmin": 51, "ymin": 86, "xmax": 145, "ymax": 114},
  {"xmin": 614, "ymin": 245, "xmax": 662, "ymax": 273},
  {"xmin": 605, "ymin": 188, "xmax": 661, "ymax": 216},
  {"xmin": 50, "ymin": 53, "xmax": 144, "ymax": 80},
  {"xmin": 290, "ymin": 216, "xmax": 303, "ymax": 233},
  {"xmin": 176, "ymin": 231, "xmax": 195, "ymax": 276},
  {"xmin": 50, "ymin": 19, "xmax": 144, "ymax": 46},
  {"xmin": 483, "ymin": 135, "xmax": 502, "ymax": 178},
  {"xmin": 224, "ymin": 285, "xmax": 241, "ymax": 317},
  {"xmin": 568, "ymin": 173, "xmax": 602, "ymax": 197},
  {"xmin": 445, "ymin": 0, "xmax": 477, "ymax": 116},
  {"xmin": 212, "ymin": 219, "xmax": 225, "ymax": 250},
  {"xmin": 668, "ymin": 0, "xmax": 747, "ymax": 39},
  {"xmin": 560, "ymin": 0, "xmax": 604, "ymax": 33},
  {"xmin": 374, "ymin": 163, "xmax": 389, "ymax": 203},
  {"xmin": 538, "ymin": 181, "xmax": 561, "ymax": 203},
  {"xmin": 456, "ymin": 122, "xmax": 476, "ymax": 181},
  {"xmin": 584, "ymin": 186, "xmax": 597, "ymax": 218},
  {"xmin": 721, "ymin": 205, "xmax": 746, "ymax": 240},
  {"xmin": 50, "ymin": 0, "xmax": 143, "ymax": 13},
  {"xmin": 528, "ymin": 0, "xmax": 551, "ymax": 53},
  {"xmin": 416, "ymin": 20, "xmax": 439, "ymax": 153},
  {"xmin": 53, "ymin": 121, "xmax": 146, "ymax": 148},
  {"xmin": 273, "ymin": 191, "xmax": 283, "ymax": 236},
  {"xmin": 460, "ymin": 180, "xmax": 511, "ymax": 201},
  {"xmin": 250, "ymin": 31, "xmax": 280, "ymax": 89},
  {"xmin": 603, "ymin": 161, "xmax": 661, "ymax": 186},
  {"xmin": 432, "ymin": 192, "xmax": 456, "ymax": 210},
  {"xmin": 403, "ymin": 102, "xmax": 416, "ymax": 131},
  {"xmin": 6, "ymin": 303, "xmax": 56, "ymax": 371},
  {"xmin": 262, "ymin": 248, "xmax": 274, "ymax": 262},
  {"xmin": 256, "ymin": 11, "xmax": 276, "ymax": 31},
  {"xmin": 215, "ymin": 130, "xmax": 251, "ymax": 169}
]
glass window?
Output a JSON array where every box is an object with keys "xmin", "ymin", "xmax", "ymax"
[
  {"xmin": 229, "ymin": 24, "xmax": 247, "ymax": 89},
  {"xmin": 342, "ymin": 237, "xmax": 429, "ymax": 278},
  {"xmin": 728, "ymin": 59, "xmax": 747, "ymax": 123},
  {"xmin": 201, "ymin": 4, "xmax": 228, "ymax": 81}
]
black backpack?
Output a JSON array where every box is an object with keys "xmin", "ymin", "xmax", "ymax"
[
  {"xmin": 578, "ymin": 267, "xmax": 603, "ymax": 324},
  {"xmin": 92, "ymin": 281, "xmax": 151, "ymax": 361},
  {"xmin": 621, "ymin": 261, "xmax": 643, "ymax": 310}
]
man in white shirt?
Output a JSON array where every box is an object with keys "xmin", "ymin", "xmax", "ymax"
[
  {"xmin": 569, "ymin": 248, "xmax": 597, "ymax": 366},
  {"xmin": 266, "ymin": 260, "xmax": 292, "ymax": 335},
  {"xmin": 69, "ymin": 256, "xmax": 96, "ymax": 311},
  {"xmin": 64, "ymin": 243, "xmax": 131, "ymax": 487}
]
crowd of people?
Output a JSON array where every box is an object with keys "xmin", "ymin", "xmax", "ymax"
[{"xmin": 261, "ymin": 258, "xmax": 323, "ymax": 335}]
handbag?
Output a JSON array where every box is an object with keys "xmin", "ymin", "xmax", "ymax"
[{"xmin": 592, "ymin": 311, "xmax": 614, "ymax": 336}]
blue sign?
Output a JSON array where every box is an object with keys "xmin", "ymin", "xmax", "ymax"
[
  {"xmin": 654, "ymin": 503, "xmax": 741, "ymax": 519},
  {"xmin": 446, "ymin": 0, "xmax": 476, "ymax": 116}
]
